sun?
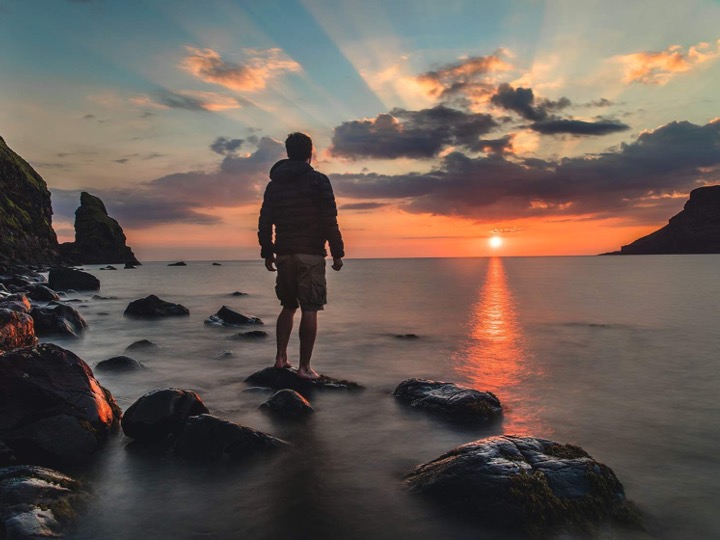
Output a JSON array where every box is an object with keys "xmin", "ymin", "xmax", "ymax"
[{"xmin": 489, "ymin": 236, "xmax": 503, "ymax": 249}]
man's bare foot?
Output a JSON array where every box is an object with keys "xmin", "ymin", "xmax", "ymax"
[
  {"xmin": 296, "ymin": 367, "xmax": 320, "ymax": 380},
  {"xmin": 273, "ymin": 360, "xmax": 293, "ymax": 369}
]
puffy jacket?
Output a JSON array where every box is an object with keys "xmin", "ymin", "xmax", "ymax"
[{"xmin": 258, "ymin": 159, "xmax": 344, "ymax": 259}]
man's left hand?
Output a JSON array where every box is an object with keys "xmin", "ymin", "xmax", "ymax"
[{"xmin": 265, "ymin": 257, "xmax": 277, "ymax": 271}]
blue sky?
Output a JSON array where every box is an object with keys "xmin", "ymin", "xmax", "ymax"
[{"xmin": 1, "ymin": 0, "xmax": 719, "ymax": 258}]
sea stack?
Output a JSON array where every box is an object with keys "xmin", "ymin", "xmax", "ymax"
[
  {"xmin": 60, "ymin": 191, "xmax": 140, "ymax": 265},
  {"xmin": 0, "ymin": 135, "xmax": 60, "ymax": 264}
]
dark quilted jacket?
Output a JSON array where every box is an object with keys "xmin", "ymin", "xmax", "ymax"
[{"xmin": 258, "ymin": 159, "xmax": 344, "ymax": 259}]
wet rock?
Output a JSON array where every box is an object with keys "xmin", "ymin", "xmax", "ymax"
[
  {"xmin": 245, "ymin": 367, "xmax": 362, "ymax": 394},
  {"xmin": 0, "ymin": 344, "xmax": 121, "ymax": 465},
  {"xmin": 0, "ymin": 465, "xmax": 89, "ymax": 539},
  {"xmin": 99, "ymin": 265, "xmax": 117, "ymax": 270},
  {"xmin": 124, "ymin": 263, "xmax": 137, "ymax": 269},
  {"xmin": 230, "ymin": 291, "xmax": 248, "ymax": 296},
  {"xmin": 30, "ymin": 304, "xmax": 88, "ymax": 338},
  {"xmin": 260, "ymin": 389, "xmax": 314, "ymax": 418},
  {"xmin": 92, "ymin": 294, "xmax": 117, "ymax": 300},
  {"xmin": 175, "ymin": 414, "xmax": 287, "ymax": 462},
  {"xmin": 0, "ymin": 293, "xmax": 31, "ymax": 313},
  {"xmin": 212, "ymin": 262, "xmax": 222, "ymax": 266},
  {"xmin": 0, "ymin": 309, "xmax": 37, "ymax": 353},
  {"xmin": 124, "ymin": 294, "xmax": 189, "ymax": 317},
  {"xmin": 227, "ymin": 330, "xmax": 269, "ymax": 340},
  {"xmin": 394, "ymin": 378, "xmax": 502, "ymax": 422},
  {"xmin": 395, "ymin": 333, "xmax": 420, "ymax": 339},
  {"xmin": 405, "ymin": 435, "xmax": 639, "ymax": 534},
  {"xmin": 121, "ymin": 388, "xmax": 209, "ymax": 442},
  {"xmin": 215, "ymin": 350, "xmax": 234, "ymax": 359},
  {"xmin": 21, "ymin": 284, "xmax": 60, "ymax": 303},
  {"xmin": 205, "ymin": 305, "xmax": 262, "ymax": 326},
  {"xmin": 96, "ymin": 356, "xmax": 145, "ymax": 372},
  {"xmin": 125, "ymin": 339, "xmax": 159, "ymax": 352},
  {"xmin": 48, "ymin": 267, "xmax": 100, "ymax": 291},
  {"xmin": 167, "ymin": 261, "xmax": 186, "ymax": 266}
]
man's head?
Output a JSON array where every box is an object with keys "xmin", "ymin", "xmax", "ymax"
[{"xmin": 285, "ymin": 132, "xmax": 313, "ymax": 162}]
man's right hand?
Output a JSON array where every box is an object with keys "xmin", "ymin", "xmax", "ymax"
[
  {"xmin": 331, "ymin": 257, "xmax": 343, "ymax": 271},
  {"xmin": 265, "ymin": 257, "xmax": 277, "ymax": 272}
]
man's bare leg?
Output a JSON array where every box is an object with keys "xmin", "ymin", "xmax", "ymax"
[
  {"xmin": 274, "ymin": 307, "xmax": 296, "ymax": 369},
  {"xmin": 297, "ymin": 310, "xmax": 319, "ymax": 379}
]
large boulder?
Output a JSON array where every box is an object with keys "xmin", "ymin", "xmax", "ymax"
[
  {"xmin": 0, "ymin": 135, "xmax": 60, "ymax": 266},
  {"xmin": 0, "ymin": 309, "xmax": 37, "ymax": 353},
  {"xmin": 205, "ymin": 305, "xmax": 262, "ymax": 326},
  {"xmin": 174, "ymin": 414, "xmax": 287, "ymax": 461},
  {"xmin": 405, "ymin": 436, "xmax": 639, "ymax": 534},
  {"xmin": 21, "ymin": 283, "xmax": 59, "ymax": 302},
  {"xmin": 393, "ymin": 379, "xmax": 502, "ymax": 422},
  {"xmin": 58, "ymin": 191, "xmax": 140, "ymax": 265},
  {"xmin": 260, "ymin": 389, "xmax": 314, "ymax": 418},
  {"xmin": 30, "ymin": 303, "xmax": 88, "ymax": 338},
  {"xmin": 0, "ymin": 294, "xmax": 31, "ymax": 314},
  {"xmin": 0, "ymin": 344, "xmax": 121, "ymax": 465},
  {"xmin": 121, "ymin": 389, "xmax": 209, "ymax": 442},
  {"xmin": 48, "ymin": 267, "xmax": 100, "ymax": 291},
  {"xmin": 0, "ymin": 465, "xmax": 89, "ymax": 539},
  {"xmin": 124, "ymin": 295, "xmax": 189, "ymax": 317},
  {"xmin": 95, "ymin": 356, "xmax": 145, "ymax": 372},
  {"xmin": 245, "ymin": 367, "xmax": 362, "ymax": 394}
]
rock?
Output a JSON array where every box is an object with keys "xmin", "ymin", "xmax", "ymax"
[
  {"xmin": 205, "ymin": 305, "xmax": 262, "ymax": 326},
  {"xmin": 175, "ymin": 414, "xmax": 287, "ymax": 461},
  {"xmin": 21, "ymin": 284, "xmax": 59, "ymax": 302},
  {"xmin": 0, "ymin": 344, "xmax": 121, "ymax": 465},
  {"xmin": 610, "ymin": 185, "xmax": 720, "ymax": 254},
  {"xmin": 92, "ymin": 294, "xmax": 117, "ymax": 300},
  {"xmin": 30, "ymin": 304, "xmax": 88, "ymax": 338},
  {"xmin": 0, "ymin": 465, "xmax": 89, "ymax": 539},
  {"xmin": 0, "ymin": 135, "xmax": 60, "ymax": 266},
  {"xmin": 215, "ymin": 350, "xmax": 234, "ymax": 359},
  {"xmin": 212, "ymin": 262, "xmax": 222, "ymax": 266},
  {"xmin": 96, "ymin": 356, "xmax": 145, "ymax": 372},
  {"xmin": 125, "ymin": 339, "xmax": 159, "ymax": 352},
  {"xmin": 393, "ymin": 379, "xmax": 502, "ymax": 422},
  {"xmin": 124, "ymin": 262, "xmax": 137, "ymax": 269},
  {"xmin": 168, "ymin": 261, "xmax": 186, "ymax": 266},
  {"xmin": 0, "ymin": 293, "xmax": 31, "ymax": 313},
  {"xmin": 245, "ymin": 367, "xmax": 362, "ymax": 394},
  {"xmin": 227, "ymin": 330, "xmax": 269, "ymax": 340},
  {"xmin": 260, "ymin": 389, "xmax": 314, "ymax": 418},
  {"xmin": 405, "ymin": 436, "xmax": 639, "ymax": 533},
  {"xmin": 230, "ymin": 291, "xmax": 248, "ymax": 296},
  {"xmin": 99, "ymin": 265, "xmax": 117, "ymax": 270},
  {"xmin": 124, "ymin": 295, "xmax": 190, "ymax": 317},
  {"xmin": 121, "ymin": 389, "xmax": 209, "ymax": 442},
  {"xmin": 58, "ymin": 192, "xmax": 140, "ymax": 265},
  {"xmin": 395, "ymin": 333, "xmax": 420, "ymax": 339},
  {"xmin": 48, "ymin": 267, "xmax": 100, "ymax": 291},
  {"xmin": 0, "ymin": 309, "xmax": 37, "ymax": 353}
]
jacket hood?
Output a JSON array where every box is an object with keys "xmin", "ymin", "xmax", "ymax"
[{"xmin": 269, "ymin": 159, "xmax": 314, "ymax": 182}]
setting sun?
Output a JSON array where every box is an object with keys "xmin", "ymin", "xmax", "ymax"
[{"xmin": 489, "ymin": 236, "xmax": 503, "ymax": 249}]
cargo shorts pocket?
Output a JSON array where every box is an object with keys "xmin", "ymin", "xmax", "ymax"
[{"xmin": 296, "ymin": 254, "xmax": 327, "ymax": 308}]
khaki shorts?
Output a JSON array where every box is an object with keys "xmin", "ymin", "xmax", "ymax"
[{"xmin": 275, "ymin": 254, "xmax": 327, "ymax": 311}]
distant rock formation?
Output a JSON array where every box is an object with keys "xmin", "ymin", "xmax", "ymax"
[
  {"xmin": 59, "ymin": 192, "xmax": 140, "ymax": 265},
  {"xmin": 611, "ymin": 186, "xmax": 720, "ymax": 254},
  {"xmin": 0, "ymin": 135, "xmax": 60, "ymax": 264}
]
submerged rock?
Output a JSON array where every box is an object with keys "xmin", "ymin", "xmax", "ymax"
[
  {"xmin": 92, "ymin": 294, "xmax": 117, "ymax": 300},
  {"xmin": 260, "ymin": 389, "xmax": 314, "ymax": 418},
  {"xmin": 96, "ymin": 356, "xmax": 145, "ymax": 372},
  {"xmin": 405, "ymin": 435, "xmax": 639, "ymax": 534},
  {"xmin": 0, "ymin": 465, "xmax": 89, "ymax": 539},
  {"xmin": 212, "ymin": 262, "xmax": 222, "ymax": 266},
  {"xmin": 167, "ymin": 261, "xmax": 186, "ymax": 266},
  {"xmin": 0, "ymin": 344, "xmax": 121, "ymax": 465},
  {"xmin": 395, "ymin": 333, "xmax": 420, "ymax": 339},
  {"xmin": 125, "ymin": 339, "xmax": 159, "ymax": 352},
  {"xmin": 230, "ymin": 291, "xmax": 248, "ymax": 296},
  {"xmin": 124, "ymin": 263, "xmax": 137, "ymax": 269},
  {"xmin": 226, "ymin": 330, "xmax": 268, "ymax": 340},
  {"xmin": 48, "ymin": 267, "xmax": 100, "ymax": 291},
  {"xmin": 245, "ymin": 367, "xmax": 362, "ymax": 394},
  {"xmin": 121, "ymin": 388, "xmax": 209, "ymax": 442},
  {"xmin": 205, "ymin": 305, "xmax": 262, "ymax": 326},
  {"xmin": 393, "ymin": 378, "xmax": 502, "ymax": 422},
  {"xmin": 0, "ymin": 309, "xmax": 37, "ymax": 353},
  {"xmin": 99, "ymin": 265, "xmax": 117, "ymax": 270},
  {"xmin": 124, "ymin": 294, "xmax": 189, "ymax": 317},
  {"xmin": 215, "ymin": 350, "xmax": 234, "ymax": 359},
  {"xmin": 175, "ymin": 414, "xmax": 287, "ymax": 461},
  {"xmin": 30, "ymin": 303, "xmax": 88, "ymax": 338}
]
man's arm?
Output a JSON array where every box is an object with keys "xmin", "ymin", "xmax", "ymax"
[
  {"xmin": 258, "ymin": 182, "xmax": 275, "ymax": 268},
  {"xmin": 317, "ymin": 174, "xmax": 344, "ymax": 268}
]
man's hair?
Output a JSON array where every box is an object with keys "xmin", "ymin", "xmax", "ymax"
[{"xmin": 285, "ymin": 132, "xmax": 313, "ymax": 161}]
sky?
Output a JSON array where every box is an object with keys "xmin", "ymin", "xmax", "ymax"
[{"xmin": 1, "ymin": 0, "xmax": 719, "ymax": 260}]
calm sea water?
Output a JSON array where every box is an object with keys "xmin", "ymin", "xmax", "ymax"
[{"xmin": 51, "ymin": 256, "xmax": 720, "ymax": 540}]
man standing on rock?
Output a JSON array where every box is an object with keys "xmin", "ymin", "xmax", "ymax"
[{"xmin": 258, "ymin": 132, "xmax": 344, "ymax": 380}]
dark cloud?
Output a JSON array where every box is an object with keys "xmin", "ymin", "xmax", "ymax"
[
  {"xmin": 155, "ymin": 90, "xmax": 211, "ymax": 111},
  {"xmin": 330, "ymin": 105, "xmax": 498, "ymax": 159},
  {"xmin": 530, "ymin": 118, "xmax": 630, "ymax": 136},
  {"xmin": 585, "ymin": 98, "xmax": 614, "ymax": 108},
  {"xmin": 113, "ymin": 158, "xmax": 129, "ymax": 164},
  {"xmin": 329, "ymin": 119, "xmax": 720, "ymax": 223},
  {"xmin": 210, "ymin": 137, "xmax": 244, "ymax": 156},
  {"xmin": 339, "ymin": 202, "xmax": 388, "ymax": 211}
]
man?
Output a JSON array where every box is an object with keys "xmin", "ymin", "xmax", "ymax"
[{"xmin": 258, "ymin": 132, "xmax": 344, "ymax": 380}]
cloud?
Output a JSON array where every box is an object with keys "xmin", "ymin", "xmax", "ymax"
[
  {"xmin": 181, "ymin": 47, "xmax": 301, "ymax": 92},
  {"xmin": 329, "ymin": 119, "xmax": 720, "ymax": 223},
  {"xmin": 133, "ymin": 90, "xmax": 243, "ymax": 112},
  {"xmin": 616, "ymin": 39, "xmax": 720, "ymax": 85},
  {"xmin": 530, "ymin": 118, "xmax": 629, "ymax": 136},
  {"xmin": 330, "ymin": 105, "xmax": 498, "ymax": 159},
  {"xmin": 210, "ymin": 137, "xmax": 244, "ymax": 156},
  {"xmin": 339, "ymin": 202, "xmax": 388, "ymax": 211}
]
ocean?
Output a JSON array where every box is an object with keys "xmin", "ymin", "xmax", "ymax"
[{"xmin": 51, "ymin": 256, "xmax": 720, "ymax": 539}]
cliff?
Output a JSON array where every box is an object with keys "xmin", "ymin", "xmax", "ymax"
[
  {"xmin": 60, "ymin": 192, "xmax": 140, "ymax": 265},
  {"xmin": 0, "ymin": 135, "xmax": 60, "ymax": 265},
  {"xmin": 616, "ymin": 185, "xmax": 720, "ymax": 254}
]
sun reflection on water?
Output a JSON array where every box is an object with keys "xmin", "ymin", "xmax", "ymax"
[{"xmin": 453, "ymin": 257, "xmax": 544, "ymax": 434}]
